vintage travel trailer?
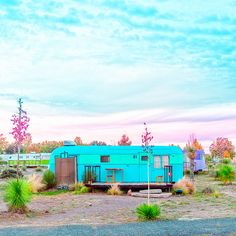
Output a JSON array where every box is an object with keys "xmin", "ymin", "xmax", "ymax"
[
  {"xmin": 184, "ymin": 150, "xmax": 206, "ymax": 172},
  {"xmin": 49, "ymin": 142, "xmax": 184, "ymax": 188}
]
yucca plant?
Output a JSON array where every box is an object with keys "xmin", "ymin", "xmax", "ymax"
[
  {"xmin": 136, "ymin": 203, "xmax": 161, "ymax": 221},
  {"xmin": 4, "ymin": 178, "xmax": 32, "ymax": 213},
  {"xmin": 218, "ymin": 164, "xmax": 235, "ymax": 184},
  {"xmin": 43, "ymin": 170, "xmax": 56, "ymax": 189}
]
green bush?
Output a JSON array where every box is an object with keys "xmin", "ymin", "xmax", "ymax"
[
  {"xmin": 214, "ymin": 170, "xmax": 221, "ymax": 180},
  {"xmin": 43, "ymin": 170, "xmax": 56, "ymax": 189},
  {"xmin": 222, "ymin": 158, "xmax": 231, "ymax": 165},
  {"xmin": 21, "ymin": 166, "xmax": 27, "ymax": 172},
  {"xmin": 218, "ymin": 164, "xmax": 235, "ymax": 184},
  {"xmin": 136, "ymin": 203, "xmax": 161, "ymax": 221},
  {"xmin": 4, "ymin": 178, "xmax": 32, "ymax": 213},
  {"xmin": 73, "ymin": 182, "xmax": 90, "ymax": 194}
]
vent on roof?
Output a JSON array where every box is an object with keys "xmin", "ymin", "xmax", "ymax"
[{"xmin": 64, "ymin": 140, "xmax": 76, "ymax": 146}]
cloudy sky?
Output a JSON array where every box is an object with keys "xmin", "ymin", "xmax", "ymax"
[{"xmin": 0, "ymin": 0, "xmax": 236, "ymax": 150}]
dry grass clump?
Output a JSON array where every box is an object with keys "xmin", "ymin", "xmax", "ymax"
[
  {"xmin": 173, "ymin": 179, "xmax": 195, "ymax": 195},
  {"xmin": 28, "ymin": 174, "xmax": 45, "ymax": 193},
  {"xmin": 107, "ymin": 183, "xmax": 123, "ymax": 195}
]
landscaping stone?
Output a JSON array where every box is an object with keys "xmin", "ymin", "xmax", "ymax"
[
  {"xmin": 131, "ymin": 192, "xmax": 172, "ymax": 198},
  {"xmin": 139, "ymin": 189, "xmax": 162, "ymax": 194}
]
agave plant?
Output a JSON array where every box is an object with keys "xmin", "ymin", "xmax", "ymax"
[
  {"xmin": 136, "ymin": 203, "xmax": 160, "ymax": 221},
  {"xmin": 4, "ymin": 178, "xmax": 32, "ymax": 213}
]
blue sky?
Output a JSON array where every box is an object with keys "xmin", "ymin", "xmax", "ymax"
[{"xmin": 0, "ymin": 0, "xmax": 236, "ymax": 149}]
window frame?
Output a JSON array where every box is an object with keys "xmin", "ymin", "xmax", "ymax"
[
  {"xmin": 154, "ymin": 155, "xmax": 161, "ymax": 168},
  {"xmin": 162, "ymin": 155, "xmax": 169, "ymax": 168},
  {"xmin": 100, "ymin": 155, "xmax": 110, "ymax": 163},
  {"xmin": 141, "ymin": 155, "xmax": 148, "ymax": 161}
]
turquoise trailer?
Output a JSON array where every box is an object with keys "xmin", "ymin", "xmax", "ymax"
[{"xmin": 49, "ymin": 143, "xmax": 184, "ymax": 187}]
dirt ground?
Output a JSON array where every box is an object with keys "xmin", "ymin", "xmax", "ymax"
[{"xmin": 0, "ymin": 172, "xmax": 236, "ymax": 227}]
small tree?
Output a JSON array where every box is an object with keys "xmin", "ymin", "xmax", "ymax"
[
  {"xmin": 10, "ymin": 98, "xmax": 30, "ymax": 179},
  {"xmin": 210, "ymin": 137, "xmax": 235, "ymax": 159},
  {"xmin": 74, "ymin": 136, "xmax": 83, "ymax": 145},
  {"xmin": 141, "ymin": 123, "xmax": 153, "ymax": 205},
  {"xmin": 118, "ymin": 134, "xmax": 132, "ymax": 146},
  {"xmin": 0, "ymin": 134, "xmax": 8, "ymax": 154}
]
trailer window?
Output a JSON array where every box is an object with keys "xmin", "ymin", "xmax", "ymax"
[
  {"xmin": 154, "ymin": 156, "xmax": 161, "ymax": 168},
  {"xmin": 101, "ymin": 156, "xmax": 110, "ymax": 162},
  {"xmin": 162, "ymin": 155, "xmax": 169, "ymax": 167},
  {"xmin": 141, "ymin": 156, "xmax": 148, "ymax": 161}
]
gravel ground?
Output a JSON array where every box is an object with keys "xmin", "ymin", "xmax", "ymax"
[{"xmin": 0, "ymin": 217, "xmax": 236, "ymax": 236}]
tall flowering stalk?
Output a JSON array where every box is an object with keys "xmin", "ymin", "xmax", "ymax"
[
  {"xmin": 10, "ymin": 98, "xmax": 30, "ymax": 179},
  {"xmin": 185, "ymin": 134, "xmax": 197, "ymax": 181},
  {"xmin": 141, "ymin": 123, "xmax": 153, "ymax": 205}
]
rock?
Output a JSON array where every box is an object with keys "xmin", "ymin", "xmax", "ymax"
[
  {"xmin": 131, "ymin": 192, "xmax": 172, "ymax": 198},
  {"xmin": 139, "ymin": 189, "xmax": 162, "ymax": 194},
  {"xmin": 127, "ymin": 189, "xmax": 132, "ymax": 196}
]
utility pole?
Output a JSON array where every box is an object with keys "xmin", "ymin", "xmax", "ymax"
[{"xmin": 141, "ymin": 123, "xmax": 153, "ymax": 205}]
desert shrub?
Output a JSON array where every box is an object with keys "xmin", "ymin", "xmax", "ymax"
[
  {"xmin": 73, "ymin": 182, "xmax": 90, "ymax": 194},
  {"xmin": 74, "ymin": 186, "xmax": 90, "ymax": 194},
  {"xmin": 107, "ymin": 184, "xmax": 123, "ymax": 195},
  {"xmin": 4, "ymin": 178, "xmax": 32, "ymax": 213},
  {"xmin": 28, "ymin": 174, "xmax": 45, "ymax": 193},
  {"xmin": 136, "ymin": 203, "xmax": 161, "ymax": 221},
  {"xmin": 35, "ymin": 166, "xmax": 42, "ymax": 172},
  {"xmin": 0, "ymin": 168, "xmax": 23, "ymax": 179},
  {"xmin": 42, "ymin": 170, "xmax": 56, "ymax": 189},
  {"xmin": 218, "ymin": 164, "xmax": 235, "ymax": 184},
  {"xmin": 202, "ymin": 186, "xmax": 214, "ymax": 194},
  {"xmin": 173, "ymin": 179, "xmax": 195, "ymax": 195}
]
